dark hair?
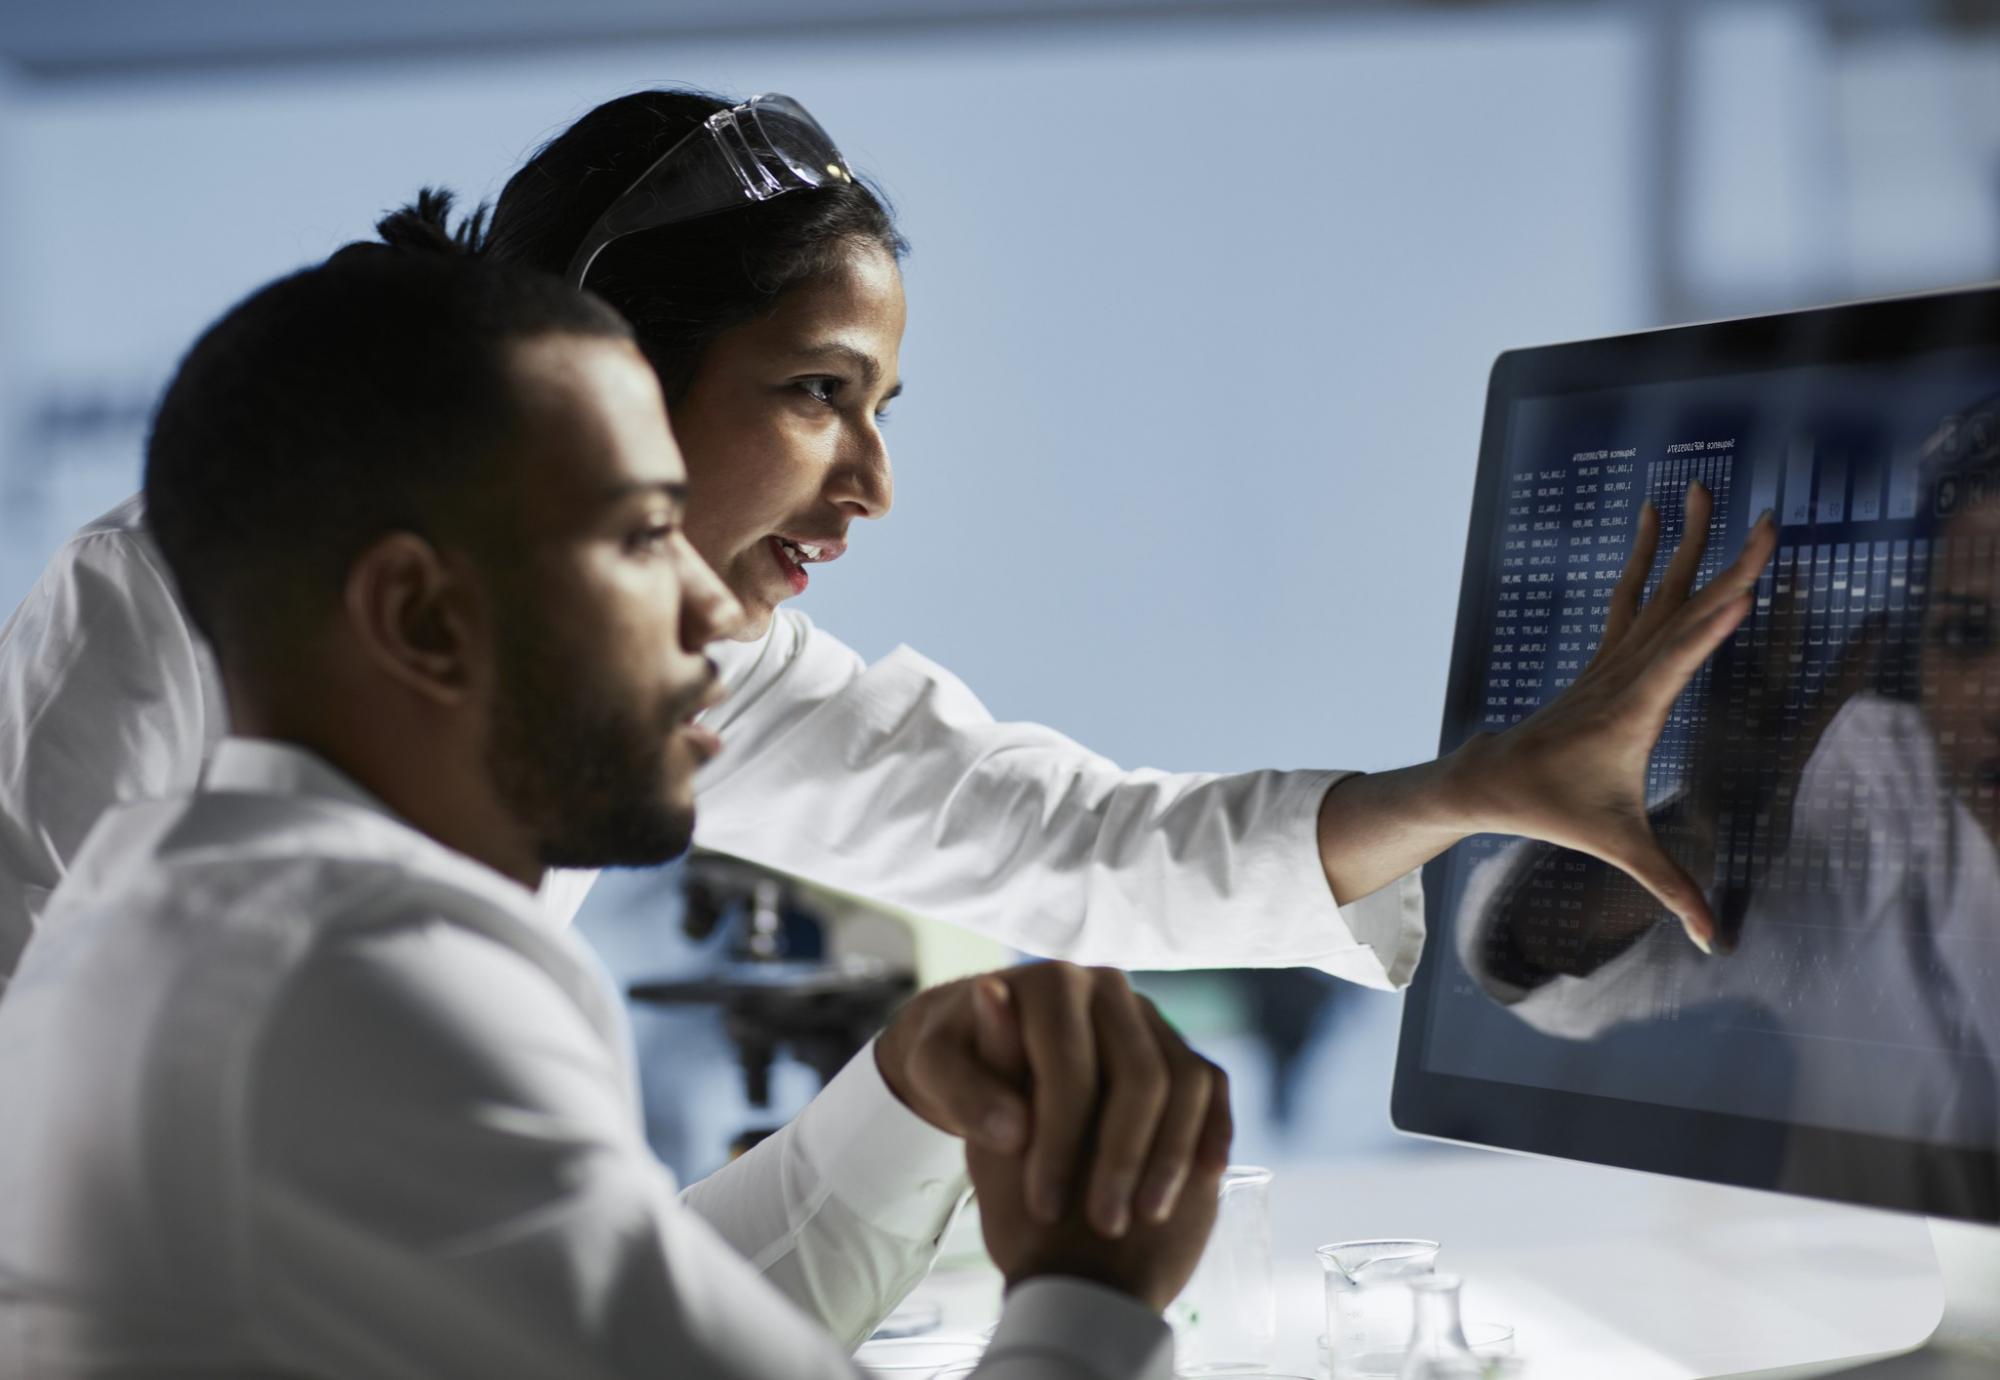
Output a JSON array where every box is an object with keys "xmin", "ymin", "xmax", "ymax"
[
  {"xmin": 144, "ymin": 191, "xmax": 633, "ymax": 676},
  {"xmin": 479, "ymin": 88, "xmax": 907, "ymax": 401}
]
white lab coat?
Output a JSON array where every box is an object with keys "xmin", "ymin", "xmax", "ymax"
[
  {"xmin": 0, "ymin": 736, "xmax": 1175, "ymax": 1378},
  {"xmin": 0, "ymin": 497, "xmax": 1424, "ymax": 992}
]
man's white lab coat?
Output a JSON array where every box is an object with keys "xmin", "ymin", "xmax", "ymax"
[{"xmin": 0, "ymin": 736, "xmax": 1175, "ymax": 1378}]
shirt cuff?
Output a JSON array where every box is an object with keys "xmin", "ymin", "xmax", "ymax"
[
  {"xmin": 1282, "ymin": 770, "xmax": 1427, "ymax": 991},
  {"xmin": 987, "ymin": 1276, "xmax": 1174, "ymax": 1380},
  {"xmin": 1330, "ymin": 865, "xmax": 1427, "ymax": 991},
  {"xmin": 791, "ymin": 1036, "xmax": 970, "ymax": 1241}
]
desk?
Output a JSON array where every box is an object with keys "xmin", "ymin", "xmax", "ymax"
[{"xmin": 905, "ymin": 1145, "xmax": 1944, "ymax": 1379}]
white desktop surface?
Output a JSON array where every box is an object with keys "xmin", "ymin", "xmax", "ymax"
[{"xmin": 908, "ymin": 1144, "xmax": 1945, "ymax": 1379}]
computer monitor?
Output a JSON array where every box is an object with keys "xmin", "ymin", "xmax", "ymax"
[{"xmin": 1392, "ymin": 286, "xmax": 2000, "ymax": 1373}]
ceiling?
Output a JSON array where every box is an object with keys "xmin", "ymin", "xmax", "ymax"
[
  {"xmin": 5, "ymin": 0, "xmax": 1999, "ymax": 82},
  {"xmin": 0, "ymin": 0, "xmax": 1426, "ymax": 80}
]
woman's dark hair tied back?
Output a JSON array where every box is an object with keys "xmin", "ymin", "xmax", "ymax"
[{"xmin": 374, "ymin": 186, "xmax": 490, "ymax": 258}]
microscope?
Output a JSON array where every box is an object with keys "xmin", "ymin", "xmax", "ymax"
[{"xmin": 627, "ymin": 851, "xmax": 919, "ymax": 1143}]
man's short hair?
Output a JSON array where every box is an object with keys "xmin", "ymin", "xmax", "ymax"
[{"xmin": 144, "ymin": 191, "xmax": 633, "ymax": 676}]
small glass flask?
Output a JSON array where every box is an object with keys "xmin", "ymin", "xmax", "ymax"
[{"xmin": 1398, "ymin": 1274, "xmax": 1486, "ymax": 1379}]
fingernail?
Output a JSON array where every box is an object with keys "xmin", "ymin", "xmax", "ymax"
[
  {"xmin": 1140, "ymin": 1169, "xmax": 1185, "ymax": 1224},
  {"xmin": 1757, "ymin": 507, "xmax": 1775, "ymax": 528},
  {"xmin": 984, "ymin": 1107, "xmax": 1022, "ymax": 1150},
  {"xmin": 1094, "ymin": 1180, "xmax": 1132, "ymax": 1238},
  {"xmin": 1685, "ymin": 922, "xmax": 1713, "ymax": 955}
]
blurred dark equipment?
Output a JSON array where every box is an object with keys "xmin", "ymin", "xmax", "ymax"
[
  {"xmin": 1242, "ymin": 968, "xmax": 1343, "ymax": 1127},
  {"xmin": 630, "ymin": 852, "xmax": 914, "ymax": 1110}
]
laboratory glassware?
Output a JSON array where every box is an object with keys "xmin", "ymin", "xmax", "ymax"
[
  {"xmin": 1398, "ymin": 1274, "xmax": 1485, "ymax": 1380},
  {"xmin": 1168, "ymin": 1164, "xmax": 1276, "ymax": 1373},
  {"xmin": 1318, "ymin": 1237, "xmax": 1440, "ymax": 1379}
]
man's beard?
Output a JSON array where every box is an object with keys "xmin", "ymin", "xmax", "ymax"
[{"xmin": 484, "ymin": 597, "xmax": 698, "ymax": 871}]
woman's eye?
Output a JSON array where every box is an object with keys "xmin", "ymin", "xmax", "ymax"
[
  {"xmin": 629, "ymin": 524, "xmax": 675, "ymax": 553},
  {"xmin": 1934, "ymin": 613, "xmax": 1994, "ymax": 655},
  {"xmin": 798, "ymin": 376, "xmax": 841, "ymax": 405}
]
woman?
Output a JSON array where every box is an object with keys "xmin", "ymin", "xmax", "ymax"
[{"xmin": 0, "ymin": 88, "xmax": 1760, "ymax": 1000}]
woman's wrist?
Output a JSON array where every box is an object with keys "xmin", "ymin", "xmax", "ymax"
[
  {"xmin": 1434, "ymin": 730, "xmax": 1505, "ymax": 836},
  {"xmin": 1315, "ymin": 753, "xmax": 1485, "ymax": 906}
]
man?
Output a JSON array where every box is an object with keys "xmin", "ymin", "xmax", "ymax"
[{"xmin": 0, "ymin": 219, "xmax": 1227, "ymax": 1376}]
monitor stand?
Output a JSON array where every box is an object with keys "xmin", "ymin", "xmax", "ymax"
[{"xmin": 1720, "ymin": 1219, "xmax": 2000, "ymax": 1379}]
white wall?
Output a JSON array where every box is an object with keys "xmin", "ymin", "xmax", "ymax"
[{"xmin": 0, "ymin": 9, "xmax": 1645, "ymax": 777}]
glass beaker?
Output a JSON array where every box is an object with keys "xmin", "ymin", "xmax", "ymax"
[
  {"xmin": 1168, "ymin": 1164, "xmax": 1275, "ymax": 1374},
  {"xmin": 1318, "ymin": 1237, "xmax": 1440, "ymax": 1379},
  {"xmin": 1399, "ymin": 1274, "xmax": 1485, "ymax": 1379}
]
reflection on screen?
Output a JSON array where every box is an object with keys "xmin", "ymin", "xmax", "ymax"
[{"xmin": 1428, "ymin": 352, "xmax": 2000, "ymax": 1175}]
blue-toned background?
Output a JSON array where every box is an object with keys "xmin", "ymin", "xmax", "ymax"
[{"xmin": 4, "ymin": 0, "xmax": 1999, "ymax": 1179}]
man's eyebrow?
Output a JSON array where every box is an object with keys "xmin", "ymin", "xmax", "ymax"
[{"xmin": 793, "ymin": 341, "xmax": 904, "ymax": 401}]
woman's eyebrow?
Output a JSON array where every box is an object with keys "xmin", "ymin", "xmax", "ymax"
[{"xmin": 791, "ymin": 341, "xmax": 903, "ymax": 399}]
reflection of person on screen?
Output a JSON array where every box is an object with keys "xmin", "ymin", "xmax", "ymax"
[{"xmin": 1460, "ymin": 405, "xmax": 2000, "ymax": 1162}]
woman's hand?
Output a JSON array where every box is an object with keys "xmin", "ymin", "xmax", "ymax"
[
  {"xmin": 1448, "ymin": 483, "xmax": 1778, "ymax": 951},
  {"xmin": 1314, "ymin": 482, "xmax": 1776, "ymax": 956}
]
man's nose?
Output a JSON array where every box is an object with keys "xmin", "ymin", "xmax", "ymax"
[{"xmin": 682, "ymin": 548, "xmax": 747, "ymax": 648}]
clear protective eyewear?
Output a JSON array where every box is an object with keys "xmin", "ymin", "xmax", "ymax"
[{"xmin": 564, "ymin": 93, "xmax": 853, "ymax": 289}]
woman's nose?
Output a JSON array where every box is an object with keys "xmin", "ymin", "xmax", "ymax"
[{"xmin": 830, "ymin": 431, "xmax": 892, "ymax": 520}]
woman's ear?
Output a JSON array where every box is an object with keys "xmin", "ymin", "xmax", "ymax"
[{"xmin": 341, "ymin": 531, "xmax": 485, "ymax": 706}]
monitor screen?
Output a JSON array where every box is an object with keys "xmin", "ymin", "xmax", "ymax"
[{"xmin": 1393, "ymin": 287, "xmax": 2000, "ymax": 1224}]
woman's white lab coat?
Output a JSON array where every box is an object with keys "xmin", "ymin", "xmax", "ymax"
[{"xmin": 0, "ymin": 497, "xmax": 1424, "ymax": 992}]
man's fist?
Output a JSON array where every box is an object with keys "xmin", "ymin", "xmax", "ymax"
[{"xmin": 875, "ymin": 962, "xmax": 1230, "ymax": 1239}]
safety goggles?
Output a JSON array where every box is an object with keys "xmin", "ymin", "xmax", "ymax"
[{"xmin": 564, "ymin": 93, "xmax": 853, "ymax": 289}]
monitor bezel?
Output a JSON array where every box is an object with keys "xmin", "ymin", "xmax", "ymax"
[{"xmin": 1391, "ymin": 283, "xmax": 2000, "ymax": 1226}]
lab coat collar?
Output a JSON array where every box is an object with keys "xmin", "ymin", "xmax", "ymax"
[
  {"xmin": 196, "ymin": 736, "xmax": 583, "ymax": 929},
  {"xmin": 203, "ymin": 735, "xmax": 394, "ymax": 821}
]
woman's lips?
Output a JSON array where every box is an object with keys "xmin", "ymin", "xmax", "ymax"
[{"xmin": 767, "ymin": 535, "xmax": 809, "ymax": 596}]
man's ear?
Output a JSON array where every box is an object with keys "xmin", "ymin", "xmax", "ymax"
[{"xmin": 341, "ymin": 531, "xmax": 485, "ymax": 706}]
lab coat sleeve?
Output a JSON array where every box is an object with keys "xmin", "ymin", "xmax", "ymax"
[
  {"xmin": 0, "ymin": 500, "xmax": 221, "ymax": 985},
  {"xmin": 694, "ymin": 612, "xmax": 1424, "ymax": 989},
  {"xmin": 1455, "ymin": 838, "xmax": 1688, "ymax": 1040},
  {"xmin": 249, "ymin": 922, "xmax": 1169, "ymax": 1380},
  {"xmin": 676, "ymin": 1039, "xmax": 971, "ymax": 1347}
]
